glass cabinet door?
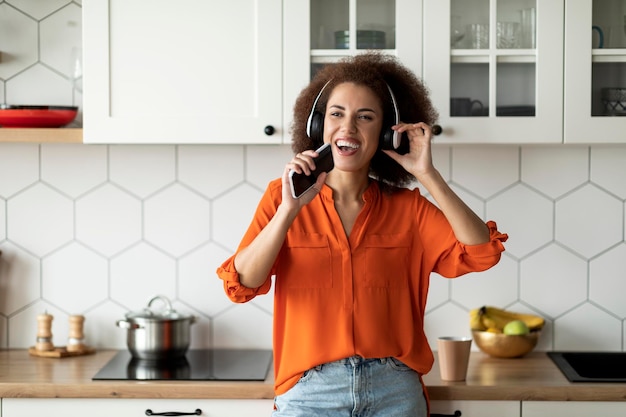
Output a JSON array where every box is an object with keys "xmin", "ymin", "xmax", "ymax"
[
  {"xmin": 284, "ymin": 0, "xmax": 421, "ymax": 133},
  {"xmin": 309, "ymin": 0, "xmax": 420, "ymax": 77},
  {"xmin": 424, "ymin": 0, "xmax": 564, "ymax": 143},
  {"xmin": 565, "ymin": 0, "xmax": 626, "ymax": 143},
  {"xmin": 310, "ymin": 0, "xmax": 394, "ymax": 76},
  {"xmin": 310, "ymin": 0, "xmax": 394, "ymax": 50}
]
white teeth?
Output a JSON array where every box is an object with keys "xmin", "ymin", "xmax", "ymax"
[{"xmin": 336, "ymin": 140, "xmax": 359, "ymax": 149}]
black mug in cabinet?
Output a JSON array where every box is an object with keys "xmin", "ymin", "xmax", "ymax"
[{"xmin": 451, "ymin": 97, "xmax": 484, "ymax": 116}]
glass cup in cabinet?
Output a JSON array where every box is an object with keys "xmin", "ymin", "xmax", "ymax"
[
  {"xmin": 497, "ymin": 21, "xmax": 521, "ymax": 48},
  {"xmin": 450, "ymin": 98, "xmax": 484, "ymax": 116},
  {"xmin": 467, "ymin": 23, "xmax": 489, "ymax": 49}
]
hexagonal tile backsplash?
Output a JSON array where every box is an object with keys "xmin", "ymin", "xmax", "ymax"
[
  {"xmin": 1, "ymin": 142, "xmax": 625, "ymax": 353},
  {"xmin": 2, "ymin": 3, "xmax": 626, "ymax": 353}
]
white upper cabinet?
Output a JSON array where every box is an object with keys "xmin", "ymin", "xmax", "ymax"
[
  {"xmin": 423, "ymin": 0, "xmax": 564, "ymax": 143},
  {"xmin": 83, "ymin": 0, "xmax": 282, "ymax": 144},
  {"xmin": 565, "ymin": 0, "xmax": 626, "ymax": 143},
  {"xmin": 81, "ymin": 0, "xmax": 624, "ymax": 145}
]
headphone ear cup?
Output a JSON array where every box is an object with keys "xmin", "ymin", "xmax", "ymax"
[
  {"xmin": 380, "ymin": 128, "xmax": 398, "ymax": 150},
  {"xmin": 308, "ymin": 111, "xmax": 324, "ymax": 146}
]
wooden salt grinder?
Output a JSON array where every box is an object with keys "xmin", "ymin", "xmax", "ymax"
[
  {"xmin": 36, "ymin": 313, "xmax": 54, "ymax": 351},
  {"xmin": 66, "ymin": 315, "xmax": 86, "ymax": 352}
]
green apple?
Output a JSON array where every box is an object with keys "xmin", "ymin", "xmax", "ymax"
[{"xmin": 503, "ymin": 319, "xmax": 530, "ymax": 335}]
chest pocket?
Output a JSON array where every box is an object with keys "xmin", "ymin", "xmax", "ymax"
[
  {"xmin": 280, "ymin": 233, "xmax": 332, "ymax": 288},
  {"xmin": 364, "ymin": 232, "xmax": 411, "ymax": 289}
]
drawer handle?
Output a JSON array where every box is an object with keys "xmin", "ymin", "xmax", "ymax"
[{"xmin": 145, "ymin": 409, "xmax": 202, "ymax": 416}]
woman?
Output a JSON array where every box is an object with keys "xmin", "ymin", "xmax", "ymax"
[{"xmin": 217, "ymin": 52, "xmax": 507, "ymax": 416}]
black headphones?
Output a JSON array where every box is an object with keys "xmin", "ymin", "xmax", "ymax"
[{"xmin": 305, "ymin": 80, "xmax": 401, "ymax": 150}]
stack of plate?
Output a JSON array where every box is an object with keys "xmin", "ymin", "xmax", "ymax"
[
  {"xmin": 334, "ymin": 30, "xmax": 386, "ymax": 49},
  {"xmin": 601, "ymin": 88, "xmax": 626, "ymax": 116}
]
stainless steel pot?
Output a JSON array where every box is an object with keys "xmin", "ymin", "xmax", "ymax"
[{"xmin": 116, "ymin": 295, "xmax": 196, "ymax": 360}]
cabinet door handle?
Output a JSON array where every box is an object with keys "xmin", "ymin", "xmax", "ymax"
[
  {"xmin": 145, "ymin": 409, "xmax": 202, "ymax": 416},
  {"xmin": 264, "ymin": 125, "xmax": 275, "ymax": 135},
  {"xmin": 432, "ymin": 124, "xmax": 442, "ymax": 135},
  {"xmin": 431, "ymin": 411, "xmax": 461, "ymax": 417}
]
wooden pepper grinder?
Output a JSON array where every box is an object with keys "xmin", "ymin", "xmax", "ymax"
[
  {"xmin": 66, "ymin": 315, "xmax": 86, "ymax": 352},
  {"xmin": 35, "ymin": 312, "xmax": 54, "ymax": 352}
]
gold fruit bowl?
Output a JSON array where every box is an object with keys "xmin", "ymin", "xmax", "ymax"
[{"xmin": 472, "ymin": 330, "xmax": 540, "ymax": 358}]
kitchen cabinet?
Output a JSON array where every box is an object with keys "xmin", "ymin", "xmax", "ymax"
[
  {"xmin": 82, "ymin": 0, "xmax": 282, "ymax": 144},
  {"xmin": 523, "ymin": 401, "xmax": 626, "ymax": 416},
  {"xmin": 11, "ymin": 0, "xmax": 623, "ymax": 145},
  {"xmin": 564, "ymin": 0, "xmax": 626, "ymax": 143},
  {"xmin": 423, "ymin": 0, "xmax": 564, "ymax": 143},
  {"xmin": 431, "ymin": 400, "xmax": 520, "ymax": 417},
  {"xmin": 2, "ymin": 398, "xmax": 274, "ymax": 417},
  {"xmin": 422, "ymin": 0, "xmax": 626, "ymax": 144}
]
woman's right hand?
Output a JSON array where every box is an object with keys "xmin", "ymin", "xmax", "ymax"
[{"xmin": 281, "ymin": 149, "xmax": 328, "ymax": 210}]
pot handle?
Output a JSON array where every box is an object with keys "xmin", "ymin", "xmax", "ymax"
[
  {"xmin": 116, "ymin": 319, "xmax": 142, "ymax": 329},
  {"xmin": 148, "ymin": 295, "xmax": 174, "ymax": 313}
]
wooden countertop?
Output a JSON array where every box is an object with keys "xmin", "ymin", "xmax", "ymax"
[
  {"xmin": 0, "ymin": 350, "xmax": 273, "ymax": 400},
  {"xmin": 424, "ymin": 351, "xmax": 626, "ymax": 401},
  {"xmin": 1, "ymin": 349, "xmax": 625, "ymax": 401}
]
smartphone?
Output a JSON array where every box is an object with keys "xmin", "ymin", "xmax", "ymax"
[{"xmin": 288, "ymin": 143, "xmax": 334, "ymax": 199}]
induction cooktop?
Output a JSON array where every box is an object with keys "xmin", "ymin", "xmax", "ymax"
[
  {"xmin": 548, "ymin": 351, "xmax": 626, "ymax": 382},
  {"xmin": 92, "ymin": 349, "xmax": 273, "ymax": 381}
]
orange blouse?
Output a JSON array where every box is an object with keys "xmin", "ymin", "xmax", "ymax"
[{"xmin": 217, "ymin": 179, "xmax": 507, "ymax": 395}]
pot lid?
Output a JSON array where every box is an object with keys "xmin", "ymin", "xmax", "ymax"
[{"xmin": 125, "ymin": 295, "xmax": 192, "ymax": 321}]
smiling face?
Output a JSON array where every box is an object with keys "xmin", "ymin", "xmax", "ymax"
[{"xmin": 323, "ymin": 82, "xmax": 384, "ymax": 174}]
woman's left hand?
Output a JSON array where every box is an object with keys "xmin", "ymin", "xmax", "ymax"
[{"xmin": 382, "ymin": 122, "xmax": 435, "ymax": 179}]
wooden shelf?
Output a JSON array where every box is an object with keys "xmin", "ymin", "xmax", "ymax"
[{"xmin": 0, "ymin": 128, "xmax": 83, "ymax": 143}]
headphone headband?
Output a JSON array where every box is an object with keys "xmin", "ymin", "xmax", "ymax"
[
  {"xmin": 306, "ymin": 80, "xmax": 332, "ymax": 138},
  {"xmin": 385, "ymin": 83, "xmax": 401, "ymax": 149}
]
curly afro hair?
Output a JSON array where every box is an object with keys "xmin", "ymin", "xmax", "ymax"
[{"xmin": 290, "ymin": 52, "xmax": 438, "ymax": 191}]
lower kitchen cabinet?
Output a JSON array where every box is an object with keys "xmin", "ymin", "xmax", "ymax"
[
  {"xmin": 430, "ymin": 400, "xmax": 520, "ymax": 417},
  {"xmin": 523, "ymin": 401, "xmax": 626, "ymax": 416},
  {"xmin": 2, "ymin": 398, "xmax": 274, "ymax": 417}
]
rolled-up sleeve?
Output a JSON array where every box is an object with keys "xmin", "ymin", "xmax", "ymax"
[
  {"xmin": 434, "ymin": 220, "xmax": 509, "ymax": 278},
  {"xmin": 215, "ymin": 180, "xmax": 281, "ymax": 303},
  {"xmin": 216, "ymin": 256, "xmax": 272, "ymax": 303}
]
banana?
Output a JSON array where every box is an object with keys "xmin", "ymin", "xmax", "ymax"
[
  {"xmin": 469, "ymin": 308, "xmax": 487, "ymax": 331},
  {"xmin": 481, "ymin": 314, "xmax": 499, "ymax": 330},
  {"xmin": 484, "ymin": 306, "xmax": 545, "ymax": 331},
  {"xmin": 469, "ymin": 306, "xmax": 545, "ymax": 332}
]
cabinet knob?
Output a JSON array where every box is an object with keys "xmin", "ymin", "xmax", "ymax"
[
  {"xmin": 264, "ymin": 125, "xmax": 275, "ymax": 136},
  {"xmin": 432, "ymin": 124, "xmax": 442, "ymax": 136}
]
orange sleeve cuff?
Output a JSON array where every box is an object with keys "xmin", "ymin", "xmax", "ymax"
[
  {"xmin": 216, "ymin": 257, "xmax": 271, "ymax": 303},
  {"xmin": 463, "ymin": 220, "xmax": 508, "ymax": 257}
]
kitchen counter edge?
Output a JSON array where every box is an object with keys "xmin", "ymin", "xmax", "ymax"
[{"xmin": 1, "ymin": 350, "xmax": 625, "ymax": 401}]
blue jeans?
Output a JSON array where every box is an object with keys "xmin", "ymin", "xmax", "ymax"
[{"xmin": 272, "ymin": 356, "xmax": 428, "ymax": 417}]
